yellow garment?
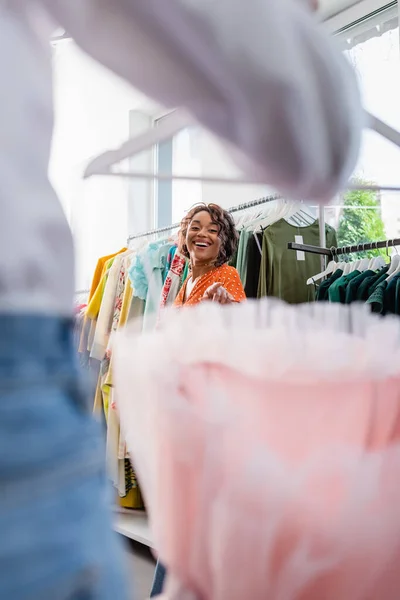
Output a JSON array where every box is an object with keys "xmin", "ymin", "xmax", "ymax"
[
  {"xmin": 86, "ymin": 257, "xmax": 114, "ymax": 321},
  {"xmin": 89, "ymin": 250, "xmax": 125, "ymax": 300},
  {"xmin": 79, "ymin": 248, "xmax": 127, "ymax": 352},
  {"xmin": 119, "ymin": 488, "xmax": 144, "ymax": 509}
]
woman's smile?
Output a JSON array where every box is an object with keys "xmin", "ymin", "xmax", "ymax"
[{"xmin": 186, "ymin": 210, "xmax": 221, "ymax": 264}]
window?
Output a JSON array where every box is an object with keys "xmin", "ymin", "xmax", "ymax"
[
  {"xmin": 154, "ymin": 2, "xmax": 400, "ymax": 240},
  {"xmin": 154, "ymin": 118, "xmax": 202, "ymax": 226},
  {"xmin": 324, "ymin": 3, "xmax": 400, "ymax": 247},
  {"xmin": 153, "ymin": 120, "xmax": 269, "ymax": 225}
]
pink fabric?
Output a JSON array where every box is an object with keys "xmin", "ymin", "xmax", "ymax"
[
  {"xmin": 114, "ymin": 302, "xmax": 400, "ymax": 599},
  {"xmin": 149, "ymin": 364, "xmax": 400, "ymax": 599}
]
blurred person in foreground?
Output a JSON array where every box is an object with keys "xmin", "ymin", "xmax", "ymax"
[
  {"xmin": 151, "ymin": 202, "xmax": 245, "ymax": 596},
  {"xmin": 0, "ymin": 0, "xmax": 362, "ymax": 598}
]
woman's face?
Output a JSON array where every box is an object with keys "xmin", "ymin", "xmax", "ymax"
[{"xmin": 186, "ymin": 210, "xmax": 221, "ymax": 264}]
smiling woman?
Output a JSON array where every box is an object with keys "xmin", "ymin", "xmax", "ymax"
[
  {"xmin": 151, "ymin": 204, "xmax": 246, "ymax": 596},
  {"xmin": 173, "ymin": 203, "xmax": 246, "ymax": 307}
]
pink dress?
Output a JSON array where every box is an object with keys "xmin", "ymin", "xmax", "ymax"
[{"xmin": 114, "ymin": 300, "xmax": 400, "ymax": 599}]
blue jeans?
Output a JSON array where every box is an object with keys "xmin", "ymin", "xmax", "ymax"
[
  {"xmin": 150, "ymin": 560, "xmax": 167, "ymax": 597},
  {"xmin": 0, "ymin": 315, "xmax": 129, "ymax": 599}
]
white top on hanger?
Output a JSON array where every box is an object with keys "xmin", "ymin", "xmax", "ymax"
[
  {"xmin": 2, "ymin": 0, "xmax": 365, "ymax": 315},
  {"xmin": 43, "ymin": 0, "xmax": 363, "ymax": 203},
  {"xmin": 83, "ymin": 110, "xmax": 400, "ymax": 196}
]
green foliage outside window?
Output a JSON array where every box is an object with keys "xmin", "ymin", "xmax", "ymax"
[{"xmin": 337, "ymin": 178, "xmax": 387, "ymax": 259}]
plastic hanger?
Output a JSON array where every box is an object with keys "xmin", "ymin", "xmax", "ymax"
[
  {"xmin": 358, "ymin": 257, "xmax": 371, "ymax": 272},
  {"xmin": 350, "ymin": 244, "xmax": 370, "ymax": 272},
  {"xmin": 84, "ymin": 109, "xmax": 400, "ymax": 185},
  {"xmin": 349, "ymin": 255, "xmax": 360, "ymax": 272},
  {"xmin": 306, "ymin": 259, "xmax": 337, "ymax": 285},
  {"xmin": 387, "ymin": 244, "xmax": 400, "ymax": 281},
  {"xmin": 334, "ymin": 248, "xmax": 348, "ymax": 272},
  {"xmin": 387, "ymin": 242, "xmax": 400, "ymax": 276},
  {"xmin": 306, "ymin": 245, "xmax": 340, "ymax": 285},
  {"xmin": 343, "ymin": 260, "xmax": 354, "ymax": 275},
  {"xmin": 368, "ymin": 242, "xmax": 386, "ymax": 271},
  {"xmin": 253, "ymin": 199, "xmax": 295, "ymax": 232}
]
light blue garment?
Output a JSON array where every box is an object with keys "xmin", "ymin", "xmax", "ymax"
[
  {"xmin": 129, "ymin": 252, "xmax": 149, "ymax": 301},
  {"xmin": 0, "ymin": 315, "xmax": 129, "ymax": 600},
  {"xmin": 163, "ymin": 244, "xmax": 177, "ymax": 282},
  {"xmin": 129, "ymin": 241, "xmax": 173, "ymax": 332}
]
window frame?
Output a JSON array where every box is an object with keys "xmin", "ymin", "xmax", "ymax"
[{"xmin": 324, "ymin": 0, "xmax": 397, "ymax": 33}]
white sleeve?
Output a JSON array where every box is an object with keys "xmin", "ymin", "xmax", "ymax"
[{"xmin": 40, "ymin": 0, "xmax": 363, "ymax": 202}]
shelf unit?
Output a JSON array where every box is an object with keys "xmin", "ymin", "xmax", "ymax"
[{"xmin": 113, "ymin": 508, "xmax": 153, "ymax": 548}]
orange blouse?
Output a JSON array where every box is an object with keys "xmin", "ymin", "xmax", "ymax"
[{"xmin": 174, "ymin": 264, "xmax": 246, "ymax": 307}]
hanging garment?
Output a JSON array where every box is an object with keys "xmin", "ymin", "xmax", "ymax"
[
  {"xmin": 174, "ymin": 264, "xmax": 246, "ymax": 307},
  {"xmin": 235, "ymin": 229, "xmax": 252, "ymax": 284},
  {"xmin": 244, "ymin": 232, "xmax": 263, "ymax": 299},
  {"xmin": 91, "ymin": 255, "xmax": 125, "ymax": 361},
  {"xmin": 41, "ymin": 0, "xmax": 362, "ymax": 204},
  {"xmin": 344, "ymin": 269, "xmax": 376, "ymax": 304},
  {"xmin": 384, "ymin": 274, "xmax": 400, "ymax": 315},
  {"xmin": 258, "ymin": 219, "xmax": 337, "ymax": 304},
  {"xmin": 164, "ymin": 245, "xmax": 178, "ymax": 281},
  {"xmin": 315, "ymin": 268, "xmax": 344, "ymax": 301},
  {"xmin": 128, "ymin": 241, "xmax": 174, "ymax": 331},
  {"xmin": 79, "ymin": 249, "xmax": 128, "ymax": 353},
  {"xmin": 115, "ymin": 300, "xmax": 400, "ymax": 600},
  {"xmin": 160, "ymin": 251, "xmax": 188, "ymax": 309},
  {"xmin": 327, "ymin": 270, "xmax": 360, "ymax": 304},
  {"xmin": 366, "ymin": 280, "xmax": 388, "ymax": 315},
  {"xmin": 356, "ymin": 267, "xmax": 389, "ymax": 301},
  {"xmin": 312, "ymin": 260, "xmax": 400, "ymax": 314}
]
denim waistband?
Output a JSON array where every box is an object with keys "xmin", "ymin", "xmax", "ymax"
[{"xmin": 0, "ymin": 314, "xmax": 75, "ymax": 381}]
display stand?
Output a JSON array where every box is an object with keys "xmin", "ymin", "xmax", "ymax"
[{"xmin": 113, "ymin": 507, "xmax": 153, "ymax": 547}]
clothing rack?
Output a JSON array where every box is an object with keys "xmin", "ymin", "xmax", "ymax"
[
  {"xmin": 127, "ymin": 193, "xmax": 281, "ymax": 242},
  {"xmin": 287, "ymin": 237, "xmax": 400, "ymax": 258}
]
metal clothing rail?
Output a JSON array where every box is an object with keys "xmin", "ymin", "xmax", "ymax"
[
  {"xmin": 287, "ymin": 237, "xmax": 400, "ymax": 258},
  {"xmin": 127, "ymin": 193, "xmax": 281, "ymax": 242}
]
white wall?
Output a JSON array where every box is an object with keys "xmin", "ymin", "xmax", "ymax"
[
  {"xmin": 199, "ymin": 132, "xmax": 270, "ymax": 209},
  {"xmin": 49, "ymin": 40, "xmax": 156, "ymax": 289}
]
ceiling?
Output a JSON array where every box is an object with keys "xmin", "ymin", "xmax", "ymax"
[{"xmin": 319, "ymin": 0, "xmax": 368, "ymax": 19}]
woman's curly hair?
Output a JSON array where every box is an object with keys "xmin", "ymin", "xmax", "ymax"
[{"xmin": 178, "ymin": 203, "xmax": 239, "ymax": 267}]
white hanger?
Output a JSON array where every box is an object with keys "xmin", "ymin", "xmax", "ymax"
[
  {"xmin": 387, "ymin": 243, "xmax": 400, "ymax": 276},
  {"xmin": 387, "ymin": 245, "xmax": 400, "ymax": 281},
  {"xmin": 84, "ymin": 109, "xmax": 400, "ymax": 190},
  {"xmin": 306, "ymin": 244, "xmax": 342, "ymax": 285},
  {"xmin": 252, "ymin": 199, "xmax": 293, "ymax": 232},
  {"xmin": 84, "ymin": 109, "xmax": 192, "ymax": 178},
  {"xmin": 367, "ymin": 241, "xmax": 386, "ymax": 271},
  {"xmin": 343, "ymin": 260, "xmax": 353, "ymax": 275},
  {"xmin": 306, "ymin": 259, "xmax": 337, "ymax": 285},
  {"xmin": 349, "ymin": 244, "xmax": 370, "ymax": 272}
]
